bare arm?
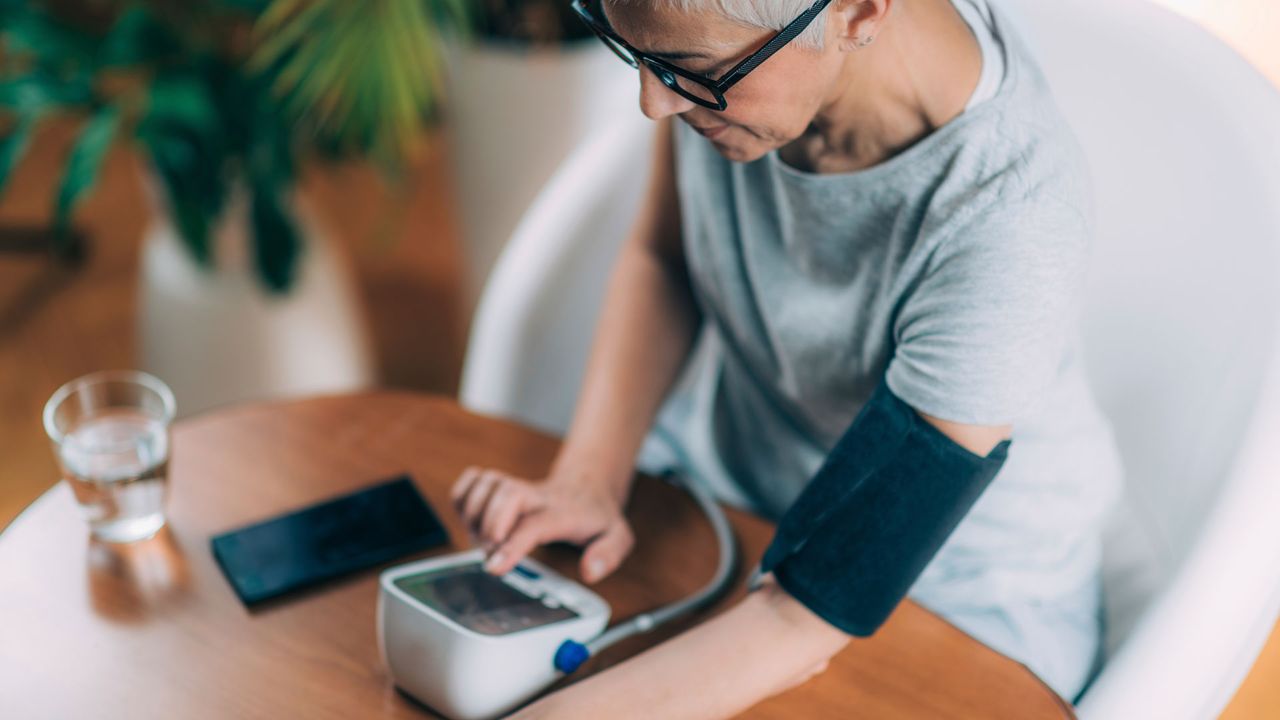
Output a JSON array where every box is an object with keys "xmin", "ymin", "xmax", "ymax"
[
  {"xmin": 916, "ymin": 412, "xmax": 1010, "ymax": 456},
  {"xmin": 459, "ymin": 118, "xmax": 703, "ymax": 584},
  {"xmin": 503, "ymin": 413, "xmax": 1011, "ymax": 720},
  {"xmin": 507, "ymin": 574, "xmax": 852, "ymax": 720},
  {"xmin": 549, "ymin": 117, "xmax": 701, "ymax": 507}
]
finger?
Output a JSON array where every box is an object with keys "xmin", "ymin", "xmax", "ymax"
[
  {"xmin": 462, "ymin": 471, "xmax": 503, "ymax": 530},
  {"xmin": 484, "ymin": 479, "xmax": 552, "ymax": 543},
  {"xmin": 472, "ymin": 470, "xmax": 513, "ymax": 538},
  {"xmin": 580, "ymin": 520, "xmax": 635, "ymax": 584},
  {"xmin": 485, "ymin": 511, "xmax": 559, "ymax": 576},
  {"xmin": 482, "ymin": 481, "xmax": 529, "ymax": 545},
  {"xmin": 451, "ymin": 466, "xmax": 482, "ymax": 509},
  {"xmin": 465, "ymin": 523, "xmax": 490, "ymax": 551}
]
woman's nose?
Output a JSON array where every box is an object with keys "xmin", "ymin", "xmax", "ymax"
[{"xmin": 637, "ymin": 66, "xmax": 695, "ymax": 120}]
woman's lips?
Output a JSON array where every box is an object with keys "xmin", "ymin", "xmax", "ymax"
[{"xmin": 691, "ymin": 123, "xmax": 729, "ymax": 140}]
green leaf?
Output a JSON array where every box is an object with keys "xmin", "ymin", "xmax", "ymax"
[
  {"xmin": 3, "ymin": 11, "xmax": 97, "ymax": 70},
  {"xmin": 142, "ymin": 75, "xmax": 219, "ymax": 135},
  {"xmin": 168, "ymin": 191, "xmax": 214, "ymax": 265},
  {"xmin": 249, "ymin": 0, "xmax": 462, "ymax": 173},
  {"xmin": 143, "ymin": 140, "xmax": 212, "ymax": 263},
  {"xmin": 250, "ymin": 0, "xmax": 326, "ymax": 73},
  {"xmin": 0, "ymin": 72, "xmax": 94, "ymax": 114},
  {"xmin": 101, "ymin": 5, "xmax": 181, "ymax": 67},
  {"xmin": 219, "ymin": 0, "xmax": 276, "ymax": 16},
  {"xmin": 428, "ymin": 0, "xmax": 473, "ymax": 37},
  {"xmin": 248, "ymin": 178, "xmax": 300, "ymax": 293},
  {"xmin": 136, "ymin": 118, "xmax": 228, "ymax": 266},
  {"xmin": 53, "ymin": 107, "xmax": 121, "ymax": 245},
  {"xmin": 254, "ymin": 0, "xmax": 308, "ymax": 34},
  {"xmin": 242, "ymin": 80, "xmax": 301, "ymax": 292},
  {"xmin": 0, "ymin": 113, "xmax": 39, "ymax": 199}
]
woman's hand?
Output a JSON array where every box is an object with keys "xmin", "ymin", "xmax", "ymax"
[{"xmin": 451, "ymin": 466, "xmax": 636, "ymax": 584}]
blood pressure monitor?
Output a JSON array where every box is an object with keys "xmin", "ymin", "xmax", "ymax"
[
  {"xmin": 378, "ymin": 548, "xmax": 611, "ymax": 720},
  {"xmin": 377, "ymin": 469, "xmax": 740, "ymax": 720}
]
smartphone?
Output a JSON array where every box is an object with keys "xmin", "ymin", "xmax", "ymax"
[{"xmin": 211, "ymin": 474, "xmax": 450, "ymax": 606}]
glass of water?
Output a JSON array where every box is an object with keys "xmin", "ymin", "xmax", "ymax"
[{"xmin": 43, "ymin": 371, "xmax": 176, "ymax": 543}]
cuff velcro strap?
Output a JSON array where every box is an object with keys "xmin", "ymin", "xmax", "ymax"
[{"xmin": 757, "ymin": 376, "xmax": 1011, "ymax": 636}]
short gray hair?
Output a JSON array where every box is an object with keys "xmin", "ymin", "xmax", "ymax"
[{"xmin": 608, "ymin": 0, "xmax": 829, "ymax": 50}]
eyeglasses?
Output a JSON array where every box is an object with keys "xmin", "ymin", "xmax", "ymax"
[{"xmin": 571, "ymin": 0, "xmax": 833, "ymax": 111}]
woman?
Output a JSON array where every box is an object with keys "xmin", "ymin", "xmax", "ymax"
[{"xmin": 452, "ymin": 0, "xmax": 1123, "ymax": 715}]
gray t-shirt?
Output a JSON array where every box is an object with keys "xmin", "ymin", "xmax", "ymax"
[{"xmin": 636, "ymin": 0, "xmax": 1123, "ymax": 613}]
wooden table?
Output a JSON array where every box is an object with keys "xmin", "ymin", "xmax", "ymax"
[{"xmin": 0, "ymin": 394, "xmax": 1073, "ymax": 719}]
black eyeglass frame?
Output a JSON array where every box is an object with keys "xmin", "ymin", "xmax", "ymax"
[{"xmin": 570, "ymin": 0, "xmax": 834, "ymax": 111}]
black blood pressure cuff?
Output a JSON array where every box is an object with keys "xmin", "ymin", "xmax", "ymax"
[{"xmin": 756, "ymin": 376, "xmax": 1011, "ymax": 637}]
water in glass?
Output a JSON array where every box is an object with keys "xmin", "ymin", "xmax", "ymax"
[{"xmin": 58, "ymin": 409, "xmax": 170, "ymax": 542}]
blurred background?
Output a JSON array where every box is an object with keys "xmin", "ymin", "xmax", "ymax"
[{"xmin": 1, "ymin": 0, "xmax": 1277, "ymax": 715}]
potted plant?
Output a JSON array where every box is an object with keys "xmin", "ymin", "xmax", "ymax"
[
  {"xmin": 445, "ymin": 0, "xmax": 639, "ymax": 316},
  {"xmin": 0, "ymin": 0, "xmax": 466, "ymax": 414}
]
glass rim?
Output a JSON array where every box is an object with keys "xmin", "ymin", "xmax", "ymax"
[{"xmin": 42, "ymin": 370, "xmax": 177, "ymax": 450}]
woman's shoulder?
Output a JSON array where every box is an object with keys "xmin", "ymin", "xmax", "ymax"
[
  {"xmin": 965, "ymin": 4, "xmax": 1094, "ymax": 218},
  {"xmin": 921, "ymin": 62, "xmax": 1097, "ymax": 287},
  {"xmin": 935, "ymin": 43, "xmax": 1095, "ymax": 249}
]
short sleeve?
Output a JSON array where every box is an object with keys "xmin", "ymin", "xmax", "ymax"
[{"xmin": 885, "ymin": 194, "xmax": 1092, "ymax": 426}]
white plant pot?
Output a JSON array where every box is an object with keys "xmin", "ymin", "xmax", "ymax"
[
  {"xmin": 137, "ymin": 170, "xmax": 375, "ymax": 417},
  {"xmin": 444, "ymin": 38, "xmax": 637, "ymax": 319}
]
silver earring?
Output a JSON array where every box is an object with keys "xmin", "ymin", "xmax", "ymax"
[{"xmin": 856, "ymin": 34, "xmax": 876, "ymax": 48}]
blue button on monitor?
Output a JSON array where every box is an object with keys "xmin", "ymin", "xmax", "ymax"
[{"xmin": 513, "ymin": 564, "xmax": 540, "ymax": 580}]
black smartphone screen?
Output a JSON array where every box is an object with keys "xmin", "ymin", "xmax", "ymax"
[{"xmin": 210, "ymin": 475, "xmax": 450, "ymax": 606}]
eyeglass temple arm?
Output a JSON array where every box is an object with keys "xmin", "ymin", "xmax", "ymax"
[{"xmin": 718, "ymin": 0, "xmax": 833, "ymax": 88}]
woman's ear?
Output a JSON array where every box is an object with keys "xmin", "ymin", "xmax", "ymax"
[{"xmin": 831, "ymin": 0, "xmax": 892, "ymax": 53}]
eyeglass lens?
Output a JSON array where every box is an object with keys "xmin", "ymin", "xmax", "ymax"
[
  {"xmin": 642, "ymin": 62, "xmax": 722, "ymax": 108},
  {"xmin": 578, "ymin": 0, "xmax": 724, "ymax": 109}
]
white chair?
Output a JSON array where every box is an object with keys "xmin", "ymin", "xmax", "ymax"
[
  {"xmin": 460, "ymin": 112, "xmax": 655, "ymax": 437},
  {"xmin": 460, "ymin": 0, "xmax": 1280, "ymax": 716}
]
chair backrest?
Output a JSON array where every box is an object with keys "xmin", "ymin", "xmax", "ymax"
[
  {"xmin": 994, "ymin": 0, "xmax": 1280, "ymax": 715},
  {"xmin": 459, "ymin": 113, "xmax": 655, "ymax": 437}
]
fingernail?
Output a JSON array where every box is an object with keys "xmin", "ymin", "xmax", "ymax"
[
  {"xmin": 485, "ymin": 552, "xmax": 506, "ymax": 572},
  {"xmin": 588, "ymin": 559, "xmax": 605, "ymax": 582}
]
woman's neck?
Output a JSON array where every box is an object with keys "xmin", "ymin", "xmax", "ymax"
[{"xmin": 779, "ymin": 0, "xmax": 984, "ymax": 174}]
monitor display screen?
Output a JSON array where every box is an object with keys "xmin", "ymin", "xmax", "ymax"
[{"xmin": 394, "ymin": 563, "xmax": 580, "ymax": 635}]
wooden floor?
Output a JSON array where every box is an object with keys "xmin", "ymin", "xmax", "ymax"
[{"xmin": 3, "ymin": 3, "xmax": 1279, "ymax": 713}]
